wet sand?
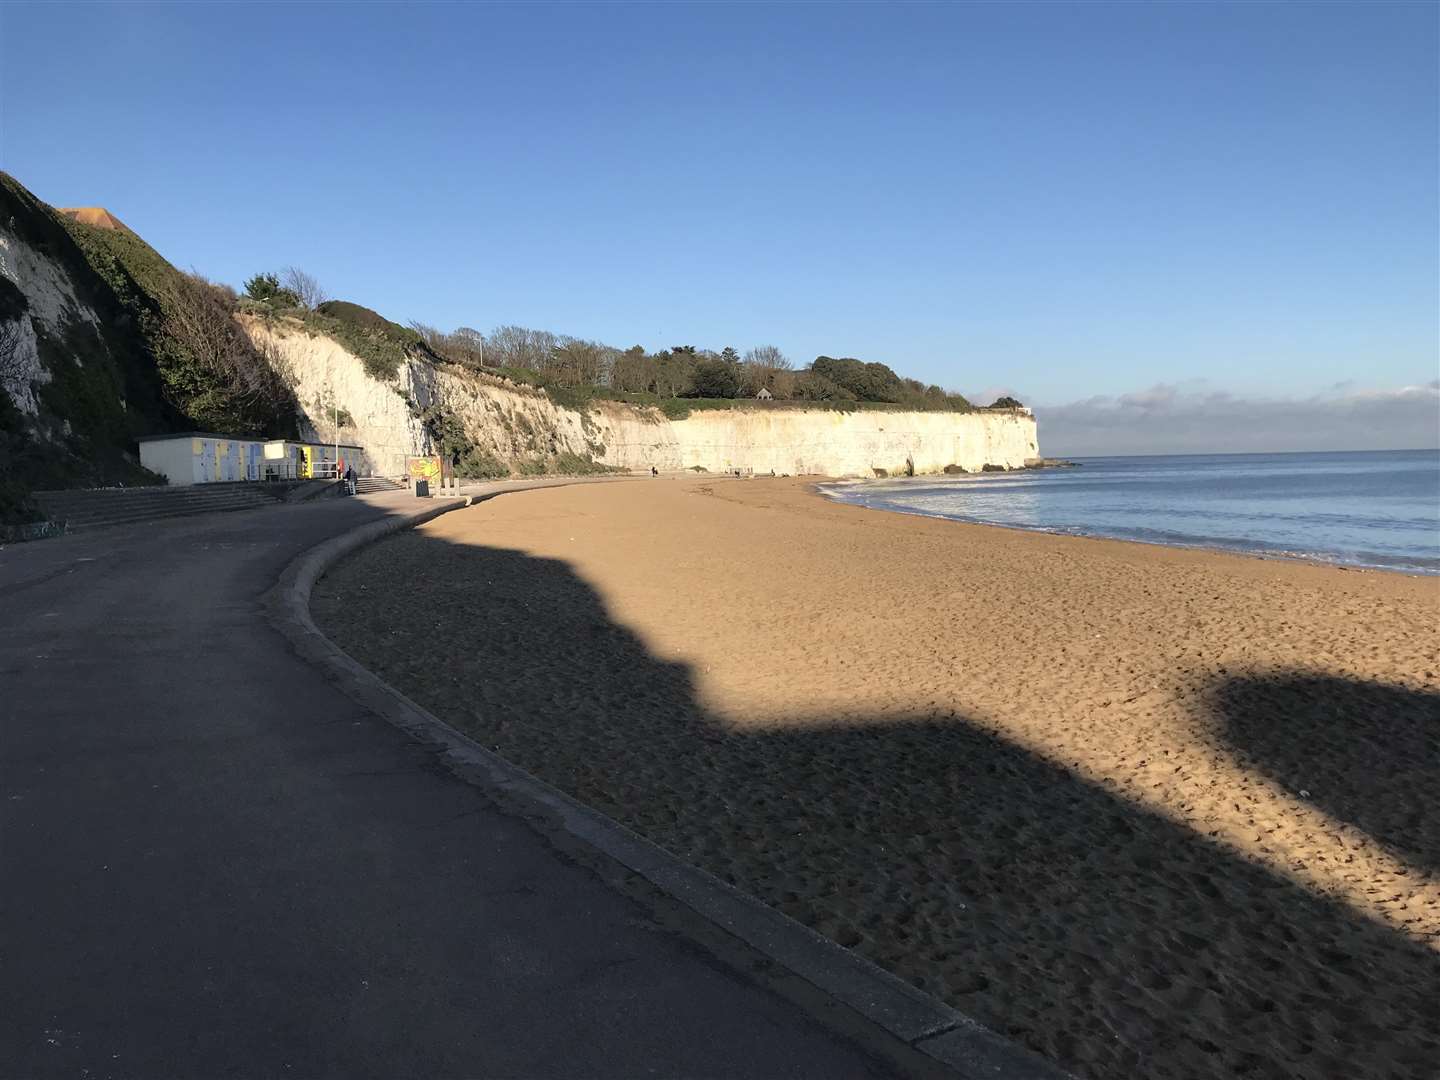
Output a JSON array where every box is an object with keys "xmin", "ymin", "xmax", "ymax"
[{"xmin": 314, "ymin": 476, "xmax": 1440, "ymax": 1080}]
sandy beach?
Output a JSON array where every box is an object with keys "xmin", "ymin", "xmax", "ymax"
[{"xmin": 314, "ymin": 475, "xmax": 1439, "ymax": 1080}]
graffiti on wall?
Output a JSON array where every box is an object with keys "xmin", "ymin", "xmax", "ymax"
[{"xmin": 406, "ymin": 456, "xmax": 444, "ymax": 485}]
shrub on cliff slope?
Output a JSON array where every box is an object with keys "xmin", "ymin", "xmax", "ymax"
[
  {"xmin": 156, "ymin": 272, "xmax": 299, "ymax": 434},
  {"xmin": 60, "ymin": 205, "xmax": 298, "ymax": 437},
  {"xmin": 515, "ymin": 453, "xmax": 621, "ymax": 477},
  {"xmin": 243, "ymin": 272, "xmax": 301, "ymax": 308},
  {"xmin": 305, "ymin": 299, "xmax": 425, "ymax": 380}
]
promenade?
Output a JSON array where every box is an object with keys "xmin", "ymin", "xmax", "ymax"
[{"xmin": 0, "ymin": 485, "xmax": 912, "ymax": 1077}]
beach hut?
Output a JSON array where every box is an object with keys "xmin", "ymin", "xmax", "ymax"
[
  {"xmin": 138, "ymin": 432, "xmax": 269, "ymax": 485},
  {"xmin": 138, "ymin": 432, "xmax": 367, "ymax": 485}
]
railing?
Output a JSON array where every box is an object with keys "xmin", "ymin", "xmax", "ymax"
[{"xmin": 1, "ymin": 519, "xmax": 67, "ymax": 543}]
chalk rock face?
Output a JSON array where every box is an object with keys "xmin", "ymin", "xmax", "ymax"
[
  {"xmin": 246, "ymin": 316, "xmax": 616, "ymax": 473},
  {"xmin": 586, "ymin": 403, "xmax": 683, "ymax": 471},
  {"xmin": 0, "ymin": 229, "xmax": 97, "ymax": 416},
  {"xmin": 244, "ymin": 316, "xmax": 1039, "ymax": 477},
  {"xmin": 657, "ymin": 408, "xmax": 1038, "ymax": 477},
  {"xmin": 241, "ymin": 317, "xmax": 433, "ymax": 473},
  {"xmin": 429, "ymin": 367, "xmax": 592, "ymax": 465}
]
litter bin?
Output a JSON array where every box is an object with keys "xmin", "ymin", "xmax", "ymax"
[{"xmin": 414, "ymin": 478, "xmax": 430, "ymax": 498}]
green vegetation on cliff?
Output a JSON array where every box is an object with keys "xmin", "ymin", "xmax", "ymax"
[
  {"xmin": 310, "ymin": 300, "xmax": 425, "ymax": 380},
  {"xmin": 62, "ymin": 215, "xmax": 297, "ymax": 438},
  {"xmin": 0, "ymin": 173, "xmax": 305, "ymax": 521},
  {"xmin": 241, "ymin": 293, "xmax": 430, "ymax": 381},
  {"xmin": 1, "ymin": 163, "xmax": 1025, "ymax": 525},
  {"xmin": 0, "ymin": 173, "xmax": 177, "ymax": 518},
  {"xmin": 405, "ymin": 320, "xmax": 1002, "ymax": 413}
]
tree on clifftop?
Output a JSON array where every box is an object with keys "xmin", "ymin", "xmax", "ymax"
[
  {"xmin": 243, "ymin": 272, "xmax": 278, "ymax": 299},
  {"xmin": 652, "ymin": 349, "xmax": 695, "ymax": 397},
  {"xmin": 450, "ymin": 327, "xmax": 485, "ymax": 368},
  {"xmin": 487, "ymin": 324, "xmax": 557, "ymax": 371},
  {"xmin": 243, "ymin": 271, "xmax": 300, "ymax": 308},
  {"xmin": 609, "ymin": 346, "xmax": 651, "ymax": 393},
  {"xmin": 688, "ymin": 357, "xmax": 741, "ymax": 398},
  {"xmin": 550, "ymin": 336, "xmax": 614, "ymax": 387},
  {"xmin": 741, "ymin": 344, "xmax": 791, "ymax": 395},
  {"xmin": 282, "ymin": 266, "xmax": 327, "ymax": 310}
]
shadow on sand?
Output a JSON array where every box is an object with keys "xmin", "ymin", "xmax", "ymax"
[
  {"xmin": 314, "ymin": 537, "xmax": 1440, "ymax": 1080},
  {"xmin": 1210, "ymin": 672, "xmax": 1439, "ymax": 877}
]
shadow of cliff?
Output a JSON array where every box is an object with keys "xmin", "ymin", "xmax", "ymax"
[
  {"xmin": 313, "ymin": 537, "xmax": 1440, "ymax": 1080},
  {"xmin": 1208, "ymin": 672, "xmax": 1440, "ymax": 876}
]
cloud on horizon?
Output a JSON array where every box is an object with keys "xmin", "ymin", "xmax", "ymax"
[{"xmin": 1027, "ymin": 381, "xmax": 1440, "ymax": 457}]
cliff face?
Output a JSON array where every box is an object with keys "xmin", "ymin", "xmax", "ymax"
[
  {"xmin": 243, "ymin": 316, "xmax": 602, "ymax": 474},
  {"xmin": 0, "ymin": 174, "xmax": 184, "ymax": 516},
  {"xmin": 0, "ymin": 168, "xmax": 1038, "ymax": 521},
  {"xmin": 0, "ymin": 225, "xmax": 72, "ymax": 418},
  {"xmin": 249, "ymin": 316, "xmax": 1039, "ymax": 478},
  {"xmin": 619, "ymin": 407, "xmax": 1037, "ymax": 476},
  {"xmin": 241, "ymin": 317, "xmax": 432, "ymax": 471}
]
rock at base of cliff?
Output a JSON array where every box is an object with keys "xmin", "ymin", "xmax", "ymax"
[{"xmin": 1023, "ymin": 457, "xmax": 1079, "ymax": 469}]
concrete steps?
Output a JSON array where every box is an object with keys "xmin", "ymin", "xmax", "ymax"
[
  {"xmin": 283, "ymin": 479, "xmax": 344, "ymax": 503},
  {"xmin": 354, "ymin": 477, "xmax": 402, "ymax": 494},
  {"xmin": 33, "ymin": 484, "xmax": 286, "ymax": 532}
]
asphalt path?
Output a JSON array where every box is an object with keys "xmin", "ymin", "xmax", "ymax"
[{"xmin": 0, "ymin": 488, "xmax": 904, "ymax": 1078}]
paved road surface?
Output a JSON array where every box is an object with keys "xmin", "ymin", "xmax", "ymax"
[{"xmin": 0, "ymin": 487, "xmax": 904, "ymax": 1077}]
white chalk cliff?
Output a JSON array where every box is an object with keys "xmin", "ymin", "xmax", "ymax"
[
  {"xmin": 0, "ymin": 229, "xmax": 90, "ymax": 417},
  {"xmin": 243, "ymin": 316, "xmax": 1039, "ymax": 478}
]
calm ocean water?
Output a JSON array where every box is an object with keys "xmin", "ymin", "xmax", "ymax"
[{"xmin": 821, "ymin": 450, "xmax": 1440, "ymax": 574}]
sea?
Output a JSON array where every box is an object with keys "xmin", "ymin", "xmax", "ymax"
[{"xmin": 820, "ymin": 450, "xmax": 1440, "ymax": 575}]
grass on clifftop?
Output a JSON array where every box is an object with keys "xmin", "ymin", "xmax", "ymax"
[{"xmin": 487, "ymin": 365, "xmax": 1023, "ymax": 421}]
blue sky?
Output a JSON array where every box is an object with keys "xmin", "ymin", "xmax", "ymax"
[{"xmin": 1, "ymin": 1, "xmax": 1435, "ymax": 448}]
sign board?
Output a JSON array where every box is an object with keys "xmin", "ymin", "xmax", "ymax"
[{"xmin": 406, "ymin": 456, "xmax": 444, "ymax": 485}]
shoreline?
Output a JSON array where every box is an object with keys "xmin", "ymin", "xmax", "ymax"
[
  {"xmin": 807, "ymin": 476, "xmax": 1440, "ymax": 590},
  {"xmin": 813, "ymin": 469, "xmax": 1440, "ymax": 578},
  {"xmin": 314, "ymin": 475, "xmax": 1439, "ymax": 1080},
  {"xmin": 815, "ymin": 483, "xmax": 1438, "ymax": 577}
]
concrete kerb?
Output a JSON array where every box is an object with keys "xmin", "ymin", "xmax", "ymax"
[{"xmin": 263, "ymin": 491, "xmax": 1073, "ymax": 1080}]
